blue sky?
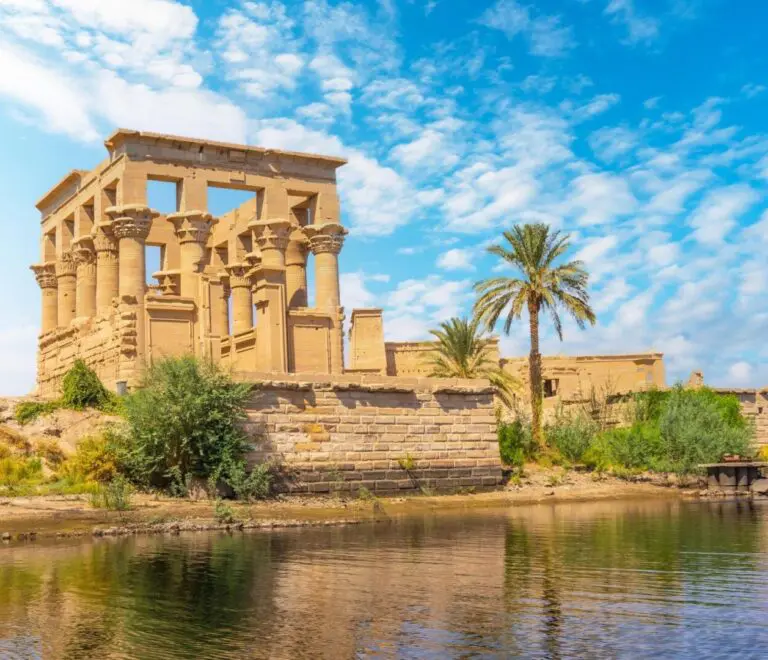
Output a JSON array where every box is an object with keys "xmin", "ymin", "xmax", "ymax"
[{"xmin": 1, "ymin": 0, "xmax": 767, "ymax": 395}]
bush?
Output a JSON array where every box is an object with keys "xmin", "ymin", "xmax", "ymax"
[
  {"xmin": 117, "ymin": 356, "xmax": 252, "ymax": 492},
  {"xmin": 33, "ymin": 438, "xmax": 66, "ymax": 467},
  {"xmin": 214, "ymin": 499, "xmax": 236, "ymax": 524},
  {"xmin": 59, "ymin": 435, "xmax": 119, "ymax": 484},
  {"xmin": 546, "ymin": 412, "xmax": 596, "ymax": 463},
  {"xmin": 653, "ymin": 387, "xmax": 752, "ymax": 474},
  {"xmin": 0, "ymin": 456, "xmax": 43, "ymax": 493},
  {"xmin": 14, "ymin": 401, "xmax": 60, "ymax": 425},
  {"xmin": 61, "ymin": 359, "xmax": 113, "ymax": 410},
  {"xmin": 226, "ymin": 462, "xmax": 272, "ymax": 501},
  {"xmin": 89, "ymin": 475, "xmax": 133, "ymax": 510},
  {"xmin": 498, "ymin": 418, "xmax": 536, "ymax": 467}
]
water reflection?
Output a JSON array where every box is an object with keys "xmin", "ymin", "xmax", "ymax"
[{"xmin": 1, "ymin": 499, "xmax": 767, "ymax": 658}]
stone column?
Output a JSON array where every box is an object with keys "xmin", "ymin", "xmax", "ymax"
[
  {"xmin": 250, "ymin": 219, "xmax": 292, "ymax": 373},
  {"xmin": 226, "ymin": 263, "xmax": 253, "ymax": 335},
  {"xmin": 93, "ymin": 223, "xmax": 119, "ymax": 315},
  {"xmin": 285, "ymin": 229, "xmax": 309, "ymax": 308},
  {"xmin": 55, "ymin": 252, "xmax": 77, "ymax": 327},
  {"xmin": 216, "ymin": 274, "xmax": 230, "ymax": 337},
  {"xmin": 108, "ymin": 204, "xmax": 159, "ymax": 367},
  {"xmin": 304, "ymin": 222, "xmax": 347, "ymax": 311},
  {"xmin": 31, "ymin": 263, "xmax": 57, "ymax": 333},
  {"xmin": 167, "ymin": 211, "xmax": 216, "ymax": 298},
  {"xmin": 73, "ymin": 237, "xmax": 96, "ymax": 319}
]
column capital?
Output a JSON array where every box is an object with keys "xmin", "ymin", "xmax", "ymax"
[
  {"xmin": 217, "ymin": 272, "xmax": 231, "ymax": 296},
  {"xmin": 72, "ymin": 237, "xmax": 96, "ymax": 267},
  {"xmin": 31, "ymin": 263, "xmax": 57, "ymax": 289},
  {"xmin": 93, "ymin": 223, "xmax": 118, "ymax": 254},
  {"xmin": 167, "ymin": 210, "xmax": 216, "ymax": 244},
  {"xmin": 249, "ymin": 218, "xmax": 293, "ymax": 252},
  {"xmin": 106, "ymin": 204, "xmax": 159, "ymax": 240},
  {"xmin": 303, "ymin": 222, "xmax": 348, "ymax": 255},
  {"xmin": 55, "ymin": 251, "xmax": 77, "ymax": 278},
  {"xmin": 225, "ymin": 262, "xmax": 252, "ymax": 288}
]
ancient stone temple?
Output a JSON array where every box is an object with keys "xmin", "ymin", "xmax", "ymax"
[{"xmin": 31, "ymin": 129, "xmax": 387, "ymax": 395}]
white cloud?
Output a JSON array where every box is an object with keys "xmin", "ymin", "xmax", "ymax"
[
  {"xmin": 589, "ymin": 125, "xmax": 637, "ymax": 161},
  {"xmin": 688, "ymin": 184, "xmax": 759, "ymax": 245},
  {"xmin": 478, "ymin": 0, "xmax": 575, "ymax": 57},
  {"xmin": 340, "ymin": 271, "xmax": 376, "ymax": 310},
  {"xmin": 437, "ymin": 248, "xmax": 475, "ymax": 271},
  {"xmin": 741, "ymin": 83, "xmax": 766, "ymax": 99},
  {"xmin": 604, "ymin": 0, "xmax": 659, "ymax": 45},
  {"xmin": 568, "ymin": 172, "xmax": 637, "ymax": 225},
  {"xmin": 727, "ymin": 361, "xmax": 752, "ymax": 385}
]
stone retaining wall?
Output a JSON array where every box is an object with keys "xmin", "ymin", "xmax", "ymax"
[{"xmin": 238, "ymin": 372, "xmax": 504, "ymax": 494}]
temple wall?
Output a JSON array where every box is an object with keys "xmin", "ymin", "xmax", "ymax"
[
  {"xmin": 714, "ymin": 389, "xmax": 768, "ymax": 447},
  {"xmin": 238, "ymin": 373, "xmax": 503, "ymax": 494}
]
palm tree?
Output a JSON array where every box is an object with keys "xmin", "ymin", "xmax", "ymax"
[
  {"xmin": 473, "ymin": 223, "xmax": 596, "ymax": 448},
  {"xmin": 425, "ymin": 317, "xmax": 518, "ymax": 408}
]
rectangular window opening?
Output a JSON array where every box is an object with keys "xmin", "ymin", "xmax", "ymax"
[
  {"xmin": 544, "ymin": 379, "xmax": 559, "ymax": 398},
  {"xmin": 145, "ymin": 244, "xmax": 163, "ymax": 286},
  {"xmin": 207, "ymin": 184, "xmax": 259, "ymax": 219},
  {"xmin": 147, "ymin": 179, "xmax": 179, "ymax": 215}
]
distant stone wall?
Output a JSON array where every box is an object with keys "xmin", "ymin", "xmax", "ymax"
[{"xmin": 238, "ymin": 372, "xmax": 503, "ymax": 494}]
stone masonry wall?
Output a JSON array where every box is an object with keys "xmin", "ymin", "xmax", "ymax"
[
  {"xmin": 716, "ymin": 389, "xmax": 768, "ymax": 447},
  {"xmin": 238, "ymin": 372, "xmax": 503, "ymax": 494}
]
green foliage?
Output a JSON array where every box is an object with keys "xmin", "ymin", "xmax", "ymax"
[
  {"xmin": 0, "ymin": 456, "xmax": 43, "ymax": 493},
  {"xmin": 226, "ymin": 462, "xmax": 272, "ymax": 501},
  {"xmin": 59, "ymin": 435, "xmax": 119, "ymax": 484},
  {"xmin": 61, "ymin": 359, "xmax": 113, "ymax": 410},
  {"xmin": 546, "ymin": 411, "xmax": 596, "ymax": 462},
  {"xmin": 214, "ymin": 499, "xmax": 236, "ymax": 524},
  {"xmin": 397, "ymin": 453, "xmax": 416, "ymax": 471},
  {"xmin": 33, "ymin": 438, "xmax": 66, "ymax": 467},
  {"xmin": 89, "ymin": 475, "xmax": 133, "ymax": 510},
  {"xmin": 14, "ymin": 400, "xmax": 60, "ymax": 425},
  {"xmin": 116, "ymin": 356, "xmax": 252, "ymax": 492},
  {"xmin": 425, "ymin": 316, "xmax": 519, "ymax": 407},
  {"xmin": 498, "ymin": 418, "xmax": 536, "ymax": 467}
]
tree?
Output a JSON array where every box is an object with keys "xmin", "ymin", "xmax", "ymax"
[
  {"xmin": 473, "ymin": 224, "xmax": 596, "ymax": 448},
  {"xmin": 425, "ymin": 317, "xmax": 518, "ymax": 408}
]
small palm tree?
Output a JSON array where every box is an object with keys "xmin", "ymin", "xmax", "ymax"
[
  {"xmin": 425, "ymin": 317, "xmax": 518, "ymax": 408},
  {"xmin": 473, "ymin": 223, "xmax": 596, "ymax": 448}
]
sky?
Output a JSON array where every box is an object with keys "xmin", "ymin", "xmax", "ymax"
[{"xmin": 1, "ymin": 0, "xmax": 767, "ymax": 395}]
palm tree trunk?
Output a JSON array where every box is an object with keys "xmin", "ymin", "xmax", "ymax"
[{"xmin": 528, "ymin": 297, "xmax": 543, "ymax": 448}]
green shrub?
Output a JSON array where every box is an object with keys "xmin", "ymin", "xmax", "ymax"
[
  {"xmin": 226, "ymin": 462, "xmax": 272, "ymax": 501},
  {"xmin": 117, "ymin": 356, "xmax": 252, "ymax": 492},
  {"xmin": 546, "ymin": 412, "xmax": 596, "ymax": 462},
  {"xmin": 498, "ymin": 418, "xmax": 536, "ymax": 467},
  {"xmin": 59, "ymin": 435, "xmax": 119, "ymax": 484},
  {"xmin": 61, "ymin": 359, "xmax": 113, "ymax": 410},
  {"xmin": 0, "ymin": 456, "xmax": 43, "ymax": 492},
  {"xmin": 653, "ymin": 387, "xmax": 752, "ymax": 474},
  {"xmin": 214, "ymin": 499, "xmax": 236, "ymax": 524},
  {"xmin": 14, "ymin": 400, "xmax": 60, "ymax": 425},
  {"xmin": 33, "ymin": 438, "xmax": 66, "ymax": 467},
  {"xmin": 89, "ymin": 475, "xmax": 133, "ymax": 510}
]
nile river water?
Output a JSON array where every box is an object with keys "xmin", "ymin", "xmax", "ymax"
[{"xmin": 1, "ymin": 498, "xmax": 768, "ymax": 659}]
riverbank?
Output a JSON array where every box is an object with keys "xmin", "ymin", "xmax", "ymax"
[{"xmin": 0, "ymin": 467, "xmax": 692, "ymax": 541}]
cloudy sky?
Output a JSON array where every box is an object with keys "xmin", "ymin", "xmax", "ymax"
[{"xmin": 1, "ymin": 0, "xmax": 767, "ymax": 395}]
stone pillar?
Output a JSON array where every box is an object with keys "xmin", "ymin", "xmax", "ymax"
[
  {"xmin": 108, "ymin": 204, "xmax": 159, "ymax": 366},
  {"xmin": 93, "ymin": 223, "xmax": 119, "ymax": 315},
  {"xmin": 305, "ymin": 223, "xmax": 347, "ymax": 374},
  {"xmin": 216, "ymin": 274, "xmax": 230, "ymax": 337},
  {"xmin": 304, "ymin": 223, "xmax": 347, "ymax": 311},
  {"xmin": 31, "ymin": 263, "xmax": 57, "ymax": 333},
  {"xmin": 55, "ymin": 252, "xmax": 77, "ymax": 327},
  {"xmin": 167, "ymin": 211, "xmax": 216, "ymax": 298},
  {"xmin": 285, "ymin": 230, "xmax": 309, "ymax": 308},
  {"xmin": 226, "ymin": 263, "xmax": 253, "ymax": 334},
  {"xmin": 73, "ymin": 237, "xmax": 96, "ymax": 319},
  {"xmin": 250, "ymin": 219, "xmax": 292, "ymax": 373}
]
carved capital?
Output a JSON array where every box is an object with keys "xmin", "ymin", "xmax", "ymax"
[
  {"xmin": 93, "ymin": 223, "xmax": 118, "ymax": 256},
  {"xmin": 303, "ymin": 222, "xmax": 347, "ymax": 256},
  {"xmin": 167, "ymin": 210, "xmax": 216, "ymax": 245},
  {"xmin": 106, "ymin": 204, "xmax": 159, "ymax": 241},
  {"xmin": 218, "ymin": 273, "xmax": 231, "ymax": 297},
  {"xmin": 249, "ymin": 218, "xmax": 292, "ymax": 253},
  {"xmin": 31, "ymin": 263, "xmax": 57, "ymax": 289},
  {"xmin": 72, "ymin": 237, "xmax": 96, "ymax": 269},
  {"xmin": 55, "ymin": 252, "xmax": 77, "ymax": 278},
  {"xmin": 225, "ymin": 262, "xmax": 252, "ymax": 289}
]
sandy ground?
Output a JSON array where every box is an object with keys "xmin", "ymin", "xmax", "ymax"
[{"xmin": 0, "ymin": 466, "xmax": 692, "ymax": 539}]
